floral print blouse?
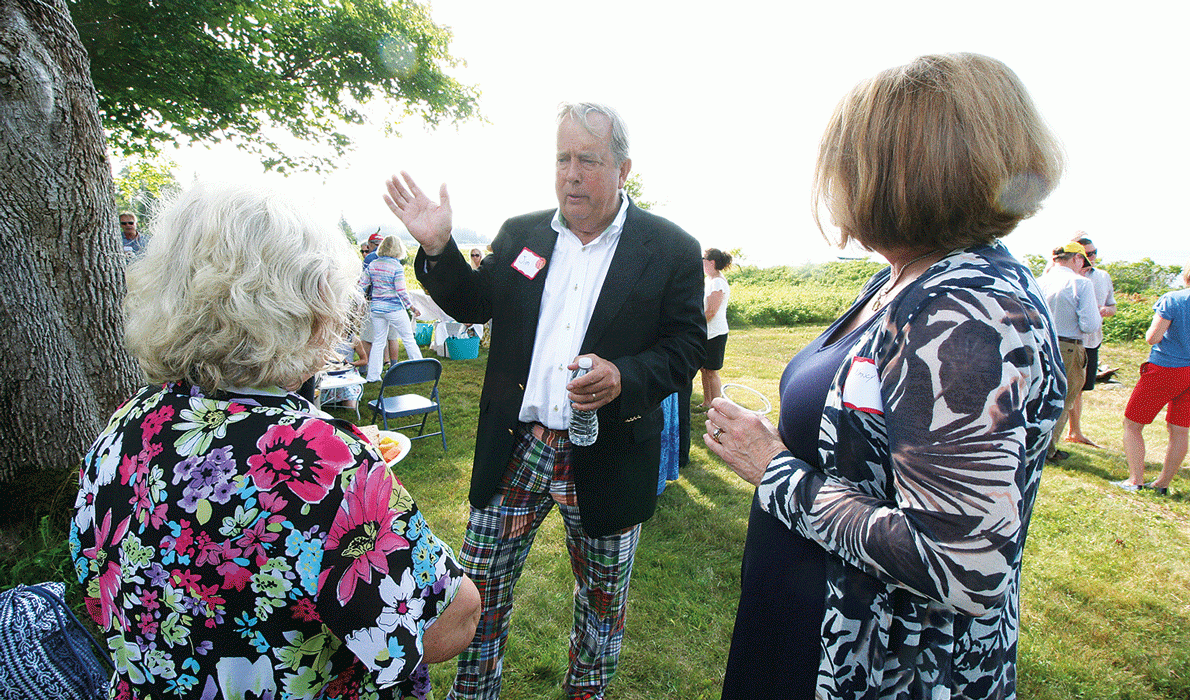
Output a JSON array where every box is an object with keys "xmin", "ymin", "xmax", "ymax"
[{"xmin": 70, "ymin": 381, "xmax": 465, "ymax": 700}]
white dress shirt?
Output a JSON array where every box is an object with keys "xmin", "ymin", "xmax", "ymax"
[
  {"xmin": 1038, "ymin": 264, "xmax": 1102, "ymax": 340},
  {"xmin": 518, "ymin": 193, "xmax": 631, "ymax": 428}
]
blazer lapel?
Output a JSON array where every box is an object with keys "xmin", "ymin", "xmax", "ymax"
[
  {"xmin": 516, "ymin": 216, "xmax": 559, "ymax": 345},
  {"xmin": 581, "ymin": 204, "xmax": 652, "ymax": 353}
]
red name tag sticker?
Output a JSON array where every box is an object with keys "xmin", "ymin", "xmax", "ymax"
[
  {"xmin": 841, "ymin": 356, "xmax": 884, "ymax": 415},
  {"xmin": 512, "ymin": 247, "xmax": 546, "ymax": 280}
]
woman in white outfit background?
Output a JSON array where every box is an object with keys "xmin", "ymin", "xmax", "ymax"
[
  {"xmin": 360, "ymin": 235, "xmax": 421, "ymax": 381},
  {"xmin": 698, "ymin": 247, "xmax": 732, "ymax": 409}
]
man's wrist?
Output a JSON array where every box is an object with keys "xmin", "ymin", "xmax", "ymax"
[{"xmin": 419, "ymin": 237, "xmax": 452, "ymax": 260}]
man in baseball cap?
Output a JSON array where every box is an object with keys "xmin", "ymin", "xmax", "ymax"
[
  {"xmin": 1037, "ymin": 240, "xmax": 1102, "ymax": 462},
  {"xmin": 364, "ymin": 229, "xmax": 384, "ymax": 267}
]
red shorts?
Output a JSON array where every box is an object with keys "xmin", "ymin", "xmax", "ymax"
[{"xmin": 1124, "ymin": 362, "xmax": 1190, "ymax": 427}]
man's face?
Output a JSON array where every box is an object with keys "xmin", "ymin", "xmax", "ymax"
[
  {"xmin": 1069, "ymin": 254, "xmax": 1088, "ymax": 274},
  {"xmin": 555, "ymin": 113, "xmax": 631, "ymax": 237},
  {"xmin": 1081, "ymin": 244, "xmax": 1097, "ymax": 267},
  {"xmin": 120, "ymin": 217, "xmax": 137, "ymax": 239}
]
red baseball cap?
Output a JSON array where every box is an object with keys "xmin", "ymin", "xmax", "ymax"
[{"xmin": 368, "ymin": 232, "xmax": 384, "ymax": 244}]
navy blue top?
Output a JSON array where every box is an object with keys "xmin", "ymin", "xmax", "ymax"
[{"xmin": 722, "ymin": 297, "xmax": 879, "ymax": 700}]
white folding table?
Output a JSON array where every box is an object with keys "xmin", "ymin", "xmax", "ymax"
[{"xmin": 315, "ymin": 371, "xmax": 367, "ymax": 419}]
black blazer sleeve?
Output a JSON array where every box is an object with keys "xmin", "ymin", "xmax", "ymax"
[{"xmin": 412, "ymin": 237, "xmax": 493, "ymax": 324}]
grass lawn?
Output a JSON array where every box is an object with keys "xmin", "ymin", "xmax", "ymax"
[
  {"xmin": 5, "ymin": 327, "xmax": 1187, "ymax": 698},
  {"xmin": 325, "ymin": 327, "xmax": 1190, "ymax": 699}
]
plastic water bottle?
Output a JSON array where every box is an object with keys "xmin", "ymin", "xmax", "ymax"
[{"xmin": 568, "ymin": 357, "xmax": 599, "ymax": 446}]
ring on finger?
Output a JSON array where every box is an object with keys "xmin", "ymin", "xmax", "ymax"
[{"xmin": 711, "ymin": 426, "xmax": 724, "ymax": 442}]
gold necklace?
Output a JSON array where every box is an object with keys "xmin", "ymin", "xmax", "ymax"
[{"xmin": 870, "ymin": 250, "xmax": 942, "ymax": 312}]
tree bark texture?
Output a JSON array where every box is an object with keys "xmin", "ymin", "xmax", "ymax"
[{"xmin": 0, "ymin": 0, "xmax": 141, "ymax": 484}]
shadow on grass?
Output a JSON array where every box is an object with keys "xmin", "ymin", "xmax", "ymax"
[
  {"xmin": 1046, "ymin": 443, "xmax": 1190, "ymax": 501},
  {"xmin": 1047, "ymin": 445, "xmax": 1126, "ymax": 482}
]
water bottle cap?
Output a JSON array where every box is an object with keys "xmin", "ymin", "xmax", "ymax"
[{"xmin": 577, "ymin": 357, "xmax": 593, "ymax": 369}]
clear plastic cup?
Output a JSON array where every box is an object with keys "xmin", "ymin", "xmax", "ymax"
[{"xmin": 720, "ymin": 383, "xmax": 772, "ymax": 415}]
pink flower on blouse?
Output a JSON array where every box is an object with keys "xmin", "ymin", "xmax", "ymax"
[
  {"xmin": 84, "ymin": 510, "xmax": 131, "ymax": 629},
  {"xmin": 236, "ymin": 514, "xmax": 281, "ymax": 566},
  {"xmin": 258, "ymin": 490, "xmax": 288, "ymax": 514},
  {"xmin": 141, "ymin": 404, "xmax": 175, "ymax": 441},
  {"xmin": 246, "ymin": 419, "xmax": 352, "ymax": 504},
  {"xmin": 135, "ymin": 611, "xmax": 158, "ymax": 637},
  {"xmin": 130, "ymin": 480, "xmax": 167, "ymax": 529},
  {"xmin": 217, "ymin": 561, "xmax": 253, "ymax": 591},
  {"xmin": 324, "ymin": 462, "xmax": 410, "ymax": 605},
  {"xmin": 292, "ymin": 597, "xmax": 320, "ymax": 622}
]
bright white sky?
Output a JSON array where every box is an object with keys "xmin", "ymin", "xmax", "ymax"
[{"xmin": 170, "ymin": 0, "xmax": 1190, "ymax": 267}]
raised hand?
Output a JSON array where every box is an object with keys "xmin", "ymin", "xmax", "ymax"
[{"xmin": 383, "ymin": 171, "xmax": 453, "ymax": 256}]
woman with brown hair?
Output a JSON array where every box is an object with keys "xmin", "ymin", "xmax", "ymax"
[{"xmin": 708, "ymin": 54, "xmax": 1066, "ymax": 699}]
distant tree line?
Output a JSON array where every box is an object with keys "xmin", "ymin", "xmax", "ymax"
[{"xmin": 723, "ymin": 258, "xmax": 1186, "ymax": 342}]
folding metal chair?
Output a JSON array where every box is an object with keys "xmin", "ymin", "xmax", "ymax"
[{"xmin": 368, "ymin": 358, "xmax": 447, "ymax": 451}]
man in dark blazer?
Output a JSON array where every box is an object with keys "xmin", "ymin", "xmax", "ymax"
[{"xmin": 384, "ymin": 102, "xmax": 705, "ymax": 700}]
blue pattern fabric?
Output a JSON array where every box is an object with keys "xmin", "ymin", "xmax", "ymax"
[
  {"xmin": 658, "ymin": 392, "xmax": 680, "ymax": 494},
  {"xmin": 0, "ymin": 582, "xmax": 112, "ymax": 700}
]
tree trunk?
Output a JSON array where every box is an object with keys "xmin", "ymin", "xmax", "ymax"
[{"xmin": 0, "ymin": 0, "xmax": 140, "ymax": 502}]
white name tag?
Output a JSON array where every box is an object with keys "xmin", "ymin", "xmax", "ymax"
[
  {"xmin": 512, "ymin": 247, "xmax": 546, "ymax": 280},
  {"xmin": 841, "ymin": 356, "xmax": 884, "ymax": 415}
]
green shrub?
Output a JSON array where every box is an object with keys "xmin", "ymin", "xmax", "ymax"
[
  {"xmin": 726, "ymin": 260, "xmax": 884, "ymax": 289},
  {"xmin": 1023, "ymin": 253, "xmax": 1046, "ymax": 278},
  {"xmin": 0, "ymin": 515, "xmax": 80, "ymax": 603},
  {"xmin": 727, "ymin": 282, "xmax": 860, "ymax": 326},
  {"xmin": 1103, "ymin": 297, "xmax": 1155, "ymax": 343},
  {"xmin": 723, "ymin": 260, "xmax": 881, "ymax": 327},
  {"xmin": 725, "ymin": 265, "xmax": 795, "ymax": 286},
  {"xmin": 1100, "ymin": 259, "xmax": 1183, "ymax": 295},
  {"xmin": 789, "ymin": 260, "xmax": 885, "ymax": 287}
]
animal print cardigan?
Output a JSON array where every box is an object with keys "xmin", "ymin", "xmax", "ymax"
[{"xmin": 758, "ymin": 242, "xmax": 1065, "ymax": 700}]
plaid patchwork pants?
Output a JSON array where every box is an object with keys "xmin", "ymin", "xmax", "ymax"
[{"xmin": 448, "ymin": 424, "xmax": 642, "ymax": 700}]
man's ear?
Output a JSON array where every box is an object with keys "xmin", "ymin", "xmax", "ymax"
[{"xmin": 618, "ymin": 159, "xmax": 632, "ymax": 189}]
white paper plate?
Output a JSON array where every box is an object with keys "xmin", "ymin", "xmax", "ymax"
[{"xmin": 377, "ymin": 430, "xmax": 412, "ymax": 466}]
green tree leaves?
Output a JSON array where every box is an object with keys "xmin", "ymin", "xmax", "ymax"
[
  {"xmin": 70, "ymin": 0, "xmax": 480, "ymax": 172},
  {"xmin": 113, "ymin": 156, "xmax": 182, "ymax": 221}
]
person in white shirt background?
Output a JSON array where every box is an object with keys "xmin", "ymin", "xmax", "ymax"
[
  {"xmin": 697, "ymin": 247, "xmax": 733, "ymax": 409},
  {"xmin": 1037, "ymin": 241, "xmax": 1101, "ymax": 462},
  {"xmin": 1064, "ymin": 233, "xmax": 1116, "ymax": 447}
]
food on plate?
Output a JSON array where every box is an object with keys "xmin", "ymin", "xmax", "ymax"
[
  {"xmin": 379, "ymin": 434, "xmax": 405, "ymax": 463},
  {"xmin": 358, "ymin": 426, "xmax": 407, "ymax": 464}
]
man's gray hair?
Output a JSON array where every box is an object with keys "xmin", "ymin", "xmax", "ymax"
[{"xmin": 558, "ymin": 102, "xmax": 630, "ymax": 166}]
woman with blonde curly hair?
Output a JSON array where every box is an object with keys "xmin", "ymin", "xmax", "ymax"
[{"xmin": 72, "ymin": 182, "xmax": 478, "ymax": 700}]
